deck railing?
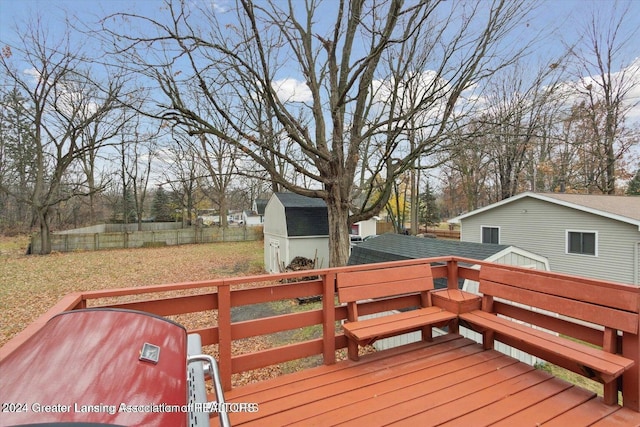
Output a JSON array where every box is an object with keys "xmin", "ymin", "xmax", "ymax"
[{"xmin": 1, "ymin": 256, "xmax": 639, "ymax": 411}]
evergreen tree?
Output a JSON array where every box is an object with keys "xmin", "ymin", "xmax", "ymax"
[
  {"xmin": 418, "ymin": 181, "xmax": 440, "ymax": 228},
  {"xmin": 151, "ymin": 186, "xmax": 173, "ymax": 222},
  {"xmin": 627, "ymin": 169, "xmax": 640, "ymax": 196},
  {"xmin": 0, "ymin": 89, "xmax": 37, "ymax": 230}
]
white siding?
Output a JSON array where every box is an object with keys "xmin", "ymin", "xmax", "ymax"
[
  {"xmin": 263, "ymin": 198, "xmax": 288, "ymax": 271},
  {"xmin": 460, "ymin": 197, "xmax": 639, "ymax": 285},
  {"xmin": 288, "ymin": 237, "xmax": 329, "ymax": 270},
  {"xmin": 636, "ymin": 242, "xmax": 640, "ymax": 285},
  {"xmin": 356, "ymin": 219, "xmax": 377, "ymax": 237},
  {"xmin": 263, "ymin": 198, "xmax": 288, "ymax": 237},
  {"xmin": 263, "ymin": 196, "xmax": 330, "ymax": 272}
]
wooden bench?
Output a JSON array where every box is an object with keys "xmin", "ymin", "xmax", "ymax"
[
  {"xmin": 336, "ymin": 263, "xmax": 457, "ymax": 361},
  {"xmin": 459, "ymin": 265, "xmax": 638, "ymax": 405}
]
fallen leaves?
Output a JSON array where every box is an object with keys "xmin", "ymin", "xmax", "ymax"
[{"xmin": 0, "ymin": 237, "xmax": 376, "ymax": 389}]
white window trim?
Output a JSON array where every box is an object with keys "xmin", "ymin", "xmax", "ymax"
[
  {"xmin": 565, "ymin": 229, "xmax": 598, "ymax": 257},
  {"xmin": 480, "ymin": 225, "xmax": 501, "ymax": 244}
]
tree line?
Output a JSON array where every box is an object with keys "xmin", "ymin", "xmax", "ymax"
[{"xmin": 1, "ymin": 0, "xmax": 638, "ymax": 261}]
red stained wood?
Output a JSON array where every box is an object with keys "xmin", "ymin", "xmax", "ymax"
[
  {"xmin": 480, "ymin": 265, "xmax": 640, "ymax": 313},
  {"xmin": 222, "ymin": 336, "xmax": 640, "ymax": 426},
  {"xmin": 337, "ymin": 263, "xmax": 451, "ymax": 360},
  {"xmin": 3, "ymin": 257, "xmax": 640, "ymax": 424},
  {"xmin": 432, "ymin": 289, "xmax": 481, "ymax": 314},
  {"xmin": 491, "ymin": 386, "xmax": 596, "ymax": 426},
  {"xmin": 106, "ymin": 292, "xmax": 218, "ymax": 316},
  {"xmin": 231, "ymin": 338, "xmax": 324, "ymax": 374},
  {"xmin": 218, "ymin": 285, "xmax": 232, "ymax": 391},
  {"xmin": 231, "ymin": 309, "xmax": 323, "ymax": 340},
  {"xmin": 343, "ymin": 306, "xmax": 456, "ymax": 342},
  {"xmin": 460, "ymin": 311, "xmax": 633, "ymax": 381},
  {"xmin": 480, "ymin": 279, "xmax": 638, "ymax": 333},
  {"xmin": 465, "ymin": 264, "xmax": 640, "ymax": 408},
  {"xmin": 337, "ymin": 264, "xmax": 433, "ymax": 301}
]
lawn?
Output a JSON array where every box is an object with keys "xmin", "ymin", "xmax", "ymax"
[
  {"xmin": 0, "ymin": 236, "xmax": 265, "ymax": 348},
  {"xmin": 0, "ymin": 236, "xmax": 341, "ymax": 386}
]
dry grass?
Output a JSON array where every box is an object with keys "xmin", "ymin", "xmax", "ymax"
[
  {"xmin": 0, "ymin": 236, "xmax": 264, "ymax": 346},
  {"xmin": 0, "ymin": 235, "xmax": 367, "ymax": 388}
]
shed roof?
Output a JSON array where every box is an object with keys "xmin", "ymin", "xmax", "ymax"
[
  {"xmin": 348, "ymin": 233, "xmax": 510, "ymax": 265},
  {"xmin": 273, "ymin": 193, "xmax": 329, "ymax": 237},
  {"xmin": 449, "ymin": 192, "xmax": 640, "ymax": 229}
]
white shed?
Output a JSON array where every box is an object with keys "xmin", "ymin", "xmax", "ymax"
[{"xmin": 263, "ymin": 193, "xmax": 330, "ymax": 273}]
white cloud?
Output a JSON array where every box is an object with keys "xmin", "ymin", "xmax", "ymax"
[
  {"xmin": 24, "ymin": 67, "xmax": 99, "ymax": 120},
  {"xmin": 272, "ymin": 78, "xmax": 312, "ymax": 103}
]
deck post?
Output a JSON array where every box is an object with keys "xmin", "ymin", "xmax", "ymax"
[
  {"xmin": 217, "ymin": 283, "xmax": 232, "ymax": 391},
  {"xmin": 447, "ymin": 258, "xmax": 458, "ymax": 290},
  {"xmin": 622, "ymin": 330, "xmax": 640, "ymax": 411},
  {"xmin": 322, "ymin": 272, "xmax": 336, "ymax": 365}
]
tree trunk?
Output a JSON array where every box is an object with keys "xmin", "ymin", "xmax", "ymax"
[
  {"xmin": 38, "ymin": 210, "xmax": 52, "ymax": 255},
  {"xmin": 219, "ymin": 196, "xmax": 228, "ymax": 228},
  {"xmin": 325, "ymin": 189, "xmax": 350, "ymax": 268}
]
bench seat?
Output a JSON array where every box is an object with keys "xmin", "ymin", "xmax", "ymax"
[
  {"xmin": 343, "ymin": 306, "xmax": 457, "ymax": 347},
  {"xmin": 462, "ymin": 265, "xmax": 639, "ymax": 405},
  {"xmin": 459, "ymin": 310, "xmax": 634, "ymax": 384},
  {"xmin": 336, "ymin": 263, "xmax": 457, "ymax": 361}
]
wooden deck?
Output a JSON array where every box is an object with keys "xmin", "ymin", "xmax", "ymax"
[
  {"xmin": 3, "ymin": 256, "xmax": 640, "ymax": 426},
  {"xmin": 223, "ymin": 334, "xmax": 640, "ymax": 426}
]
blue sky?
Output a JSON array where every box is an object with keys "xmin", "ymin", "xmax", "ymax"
[
  {"xmin": 1, "ymin": 0, "xmax": 637, "ymax": 71},
  {"xmin": 1, "ymin": 0, "xmax": 638, "ymax": 119}
]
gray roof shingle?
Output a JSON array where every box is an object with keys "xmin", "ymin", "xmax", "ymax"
[
  {"xmin": 274, "ymin": 193, "xmax": 329, "ymax": 237},
  {"xmin": 348, "ymin": 233, "xmax": 509, "ymax": 265}
]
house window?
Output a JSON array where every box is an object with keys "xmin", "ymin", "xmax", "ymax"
[
  {"xmin": 481, "ymin": 226, "xmax": 499, "ymax": 244},
  {"xmin": 566, "ymin": 231, "xmax": 597, "ymax": 256}
]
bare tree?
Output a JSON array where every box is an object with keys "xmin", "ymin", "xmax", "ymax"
[
  {"xmin": 159, "ymin": 133, "xmax": 208, "ymax": 228},
  {"xmin": 440, "ymin": 121, "xmax": 492, "ymax": 212},
  {"xmin": 115, "ymin": 113, "xmax": 159, "ymax": 230},
  {"xmin": 76, "ymin": 98, "xmax": 127, "ymax": 224},
  {"xmin": 0, "ymin": 18, "xmax": 122, "ymax": 253},
  {"xmin": 481, "ymin": 61, "xmax": 563, "ymax": 200},
  {"xmin": 103, "ymin": 0, "xmax": 533, "ymax": 266},
  {"xmin": 569, "ymin": 1, "xmax": 639, "ymax": 194}
]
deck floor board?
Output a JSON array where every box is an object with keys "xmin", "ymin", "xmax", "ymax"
[{"xmin": 218, "ymin": 335, "xmax": 640, "ymax": 426}]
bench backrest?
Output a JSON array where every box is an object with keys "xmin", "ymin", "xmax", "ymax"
[
  {"xmin": 478, "ymin": 265, "xmax": 640, "ymax": 334},
  {"xmin": 336, "ymin": 263, "xmax": 434, "ymax": 303}
]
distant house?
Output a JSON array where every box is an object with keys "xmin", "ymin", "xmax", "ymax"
[
  {"xmin": 348, "ymin": 233, "xmax": 549, "ymax": 365},
  {"xmin": 242, "ymin": 199, "xmax": 268, "ymax": 226},
  {"xmin": 263, "ymin": 193, "xmax": 330, "ymax": 273},
  {"xmin": 449, "ymin": 192, "xmax": 640, "ymax": 285},
  {"xmin": 350, "ymin": 217, "xmax": 378, "ymax": 239}
]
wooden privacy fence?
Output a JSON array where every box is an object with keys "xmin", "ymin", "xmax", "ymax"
[
  {"xmin": 2, "ymin": 256, "xmax": 639, "ymax": 412},
  {"xmin": 29, "ymin": 226, "xmax": 262, "ymax": 253}
]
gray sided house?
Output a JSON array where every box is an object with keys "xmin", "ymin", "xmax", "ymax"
[
  {"xmin": 348, "ymin": 233, "xmax": 549, "ymax": 365},
  {"xmin": 449, "ymin": 192, "xmax": 640, "ymax": 286},
  {"xmin": 263, "ymin": 193, "xmax": 330, "ymax": 273}
]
